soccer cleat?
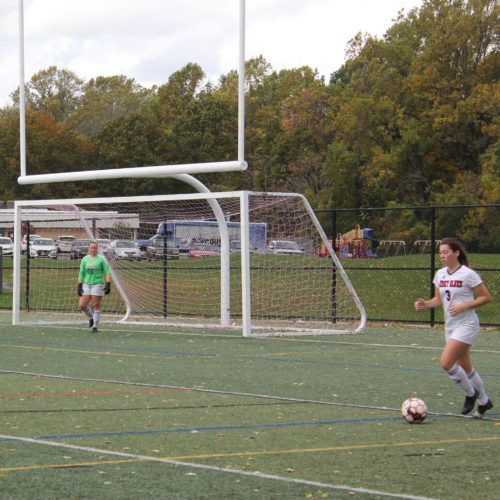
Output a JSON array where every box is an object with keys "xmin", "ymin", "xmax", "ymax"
[
  {"xmin": 474, "ymin": 400, "xmax": 493, "ymax": 419},
  {"xmin": 461, "ymin": 390, "xmax": 479, "ymax": 415},
  {"xmin": 89, "ymin": 318, "xmax": 94, "ymax": 328},
  {"xmin": 92, "ymin": 327, "xmax": 98, "ymax": 333}
]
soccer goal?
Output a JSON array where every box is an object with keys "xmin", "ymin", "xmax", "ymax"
[
  {"xmin": 12, "ymin": 191, "xmax": 365, "ymax": 336},
  {"xmin": 410, "ymin": 239, "xmax": 441, "ymax": 254},
  {"xmin": 377, "ymin": 240, "xmax": 407, "ymax": 258}
]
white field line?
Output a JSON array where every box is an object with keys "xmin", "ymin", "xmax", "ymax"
[
  {"xmin": 0, "ymin": 433, "xmax": 437, "ymax": 500},
  {"xmin": 18, "ymin": 323, "xmax": 500, "ymax": 354},
  {"xmin": 2, "ymin": 368, "xmax": 498, "ymax": 421}
]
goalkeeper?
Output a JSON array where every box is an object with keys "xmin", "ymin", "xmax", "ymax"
[{"xmin": 77, "ymin": 241, "xmax": 112, "ymax": 332}]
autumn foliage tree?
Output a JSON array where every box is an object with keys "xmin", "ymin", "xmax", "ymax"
[{"xmin": 0, "ymin": 0, "xmax": 497, "ymax": 212}]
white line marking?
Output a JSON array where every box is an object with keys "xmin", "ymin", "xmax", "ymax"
[
  {"xmin": 12, "ymin": 322, "xmax": 500, "ymax": 354},
  {"xmin": 2, "ymin": 369, "xmax": 498, "ymax": 421},
  {"xmin": 0, "ymin": 433, "xmax": 437, "ymax": 500}
]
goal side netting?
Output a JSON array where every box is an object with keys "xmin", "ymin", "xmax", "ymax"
[{"xmin": 13, "ymin": 191, "xmax": 366, "ymax": 336}]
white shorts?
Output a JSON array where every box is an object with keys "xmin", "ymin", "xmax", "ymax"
[
  {"xmin": 445, "ymin": 325, "xmax": 480, "ymax": 346},
  {"xmin": 82, "ymin": 284, "xmax": 105, "ymax": 297}
]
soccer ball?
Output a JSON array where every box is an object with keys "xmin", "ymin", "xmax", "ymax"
[{"xmin": 401, "ymin": 397, "xmax": 428, "ymax": 424}]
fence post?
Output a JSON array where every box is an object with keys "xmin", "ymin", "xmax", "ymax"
[
  {"xmin": 430, "ymin": 207, "xmax": 436, "ymax": 327},
  {"xmin": 331, "ymin": 210, "xmax": 337, "ymax": 324},
  {"xmin": 162, "ymin": 223, "xmax": 168, "ymax": 318},
  {"xmin": 25, "ymin": 222, "xmax": 30, "ymax": 310}
]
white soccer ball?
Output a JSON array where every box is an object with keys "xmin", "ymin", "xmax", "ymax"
[{"xmin": 401, "ymin": 397, "xmax": 428, "ymax": 424}]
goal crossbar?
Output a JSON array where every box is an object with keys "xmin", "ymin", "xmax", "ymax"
[{"xmin": 17, "ymin": 161, "xmax": 248, "ymax": 185}]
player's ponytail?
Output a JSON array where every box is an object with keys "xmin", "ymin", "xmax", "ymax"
[{"xmin": 440, "ymin": 237, "xmax": 469, "ymax": 266}]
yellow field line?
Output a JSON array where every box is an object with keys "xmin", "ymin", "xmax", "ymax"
[
  {"xmin": 0, "ymin": 343, "xmax": 312, "ymax": 360},
  {"xmin": 1, "ymin": 435, "xmax": 498, "ymax": 473},
  {"xmin": 0, "ymin": 459, "xmax": 136, "ymax": 473},
  {"xmin": 168, "ymin": 435, "xmax": 500, "ymax": 460},
  {"xmin": 0, "ymin": 343, "xmax": 169, "ymax": 360}
]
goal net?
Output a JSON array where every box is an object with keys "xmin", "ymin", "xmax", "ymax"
[{"xmin": 13, "ymin": 192, "xmax": 366, "ymax": 336}]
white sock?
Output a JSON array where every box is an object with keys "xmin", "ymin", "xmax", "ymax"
[
  {"xmin": 447, "ymin": 364, "xmax": 475, "ymax": 396},
  {"xmin": 84, "ymin": 306, "xmax": 93, "ymax": 318},
  {"xmin": 93, "ymin": 311, "xmax": 101, "ymax": 328},
  {"xmin": 468, "ymin": 369, "xmax": 489, "ymax": 405}
]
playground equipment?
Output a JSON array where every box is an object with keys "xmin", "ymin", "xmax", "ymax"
[{"xmin": 336, "ymin": 226, "xmax": 379, "ymax": 259}]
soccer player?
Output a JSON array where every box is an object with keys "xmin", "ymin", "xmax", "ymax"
[
  {"xmin": 414, "ymin": 237, "xmax": 493, "ymax": 418},
  {"xmin": 77, "ymin": 241, "xmax": 112, "ymax": 332}
]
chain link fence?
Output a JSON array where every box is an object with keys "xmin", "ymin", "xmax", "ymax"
[
  {"xmin": 1, "ymin": 204, "xmax": 498, "ymax": 328},
  {"xmin": 315, "ymin": 205, "xmax": 499, "ymax": 327}
]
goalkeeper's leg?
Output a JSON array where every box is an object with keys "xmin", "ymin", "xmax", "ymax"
[
  {"xmin": 79, "ymin": 294, "xmax": 93, "ymax": 326},
  {"xmin": 91, "ymin": 295, "xmax": 103, "ymax": 331}
]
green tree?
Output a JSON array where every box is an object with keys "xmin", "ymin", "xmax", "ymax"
[
  {"xmin": 321, "ymin": 0, "xmax": 499, "ymax": 208},
  {"xmin": 13, "ymin": 66, "xmax": 85, "ymax": 123},
  {"xmin": 68, "ymin": 75, "xmax": 153, "ymax": 136}
]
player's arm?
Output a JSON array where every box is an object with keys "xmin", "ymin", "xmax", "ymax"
[
  {"xmin": 78, "ymin": 256, "xmax": 86, "ymax": 283},
  {"xmin": 101, "ymin": 257, "xmax": 112, "ymax": 294},
  {"xmin": 102, "ymin": 258, "xmax": 112, "ymax": 283},
  {"xmin": 415, "ymin": 287, "xmax": 441, "ymax": 311},
  {"xmin": 449, "ymin": 283, "xmax": 492, "ymax": 316},
  {"xmin": 77, "ymin": 257, "xmax": 86, "ymax": 296}
]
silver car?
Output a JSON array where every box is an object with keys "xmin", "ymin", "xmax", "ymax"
[
  {"xmin": 268, "ymin": 240, "xmax": 304, "ymax": 255},
  {"xmin": 56, "ymin": 235, "xmax": 76, "ymax": 253},
  {"xmin": 0, "ymin": 236, "xmax": 14, "ymax": 256},
  {"xmin": 21, "ymin": 234, "xmax": 42, "ymax": 253},
  {"xmin": 106, "ymin": 240, "xmax": 142, "ymax": 260},
  {"xmin": 29, "ymin": 238, "xmax": 57, "ymax": 258}
]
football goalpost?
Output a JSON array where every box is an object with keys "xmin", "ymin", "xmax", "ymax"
[
  {"xmin": 13, "ymin": 192, "xmax": 366, "ymax": 336},
  {"xmin": 13, "ymin": 0, "xmax": 366, "ymax": 336}
]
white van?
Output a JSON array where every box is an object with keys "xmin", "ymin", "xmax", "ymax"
[{"xmin": 268, "ymin": 240, "xmax": 304, "ymax": 255}]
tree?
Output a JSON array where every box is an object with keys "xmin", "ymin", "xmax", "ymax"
[
  {"xmin": 0, "ymin": 108, "xmax": 93, "ymax": 200},
  {"xmin": 321, "ymin": 0, "xmax": 499, "ymax": 208},
  {"xmin": 68, "ymin": 75, "xmax": 153, "ymax": 136},
  {"xmin": 157, "ymin": 63, "xmax": 206, "ymax": 124},
  {"xmin": 14, "ymin": 66, "xmax": 85, "ymax": 123}
]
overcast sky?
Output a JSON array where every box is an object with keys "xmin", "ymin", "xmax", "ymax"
[{"xmin": 1, "ymin": 0, "xmax": 424, "ymax": 107}]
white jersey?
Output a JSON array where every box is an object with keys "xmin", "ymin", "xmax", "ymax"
[{"xmin": 433, "ymin": 265, "xmax": 482, "ymax": 331}]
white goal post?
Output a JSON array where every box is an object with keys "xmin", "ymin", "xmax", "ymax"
[
  {"xmin": 17, "ymin": 0, "xmax": 248, "ymax": 183},
  {"xmin": 12, "ymin": 191, "xmax": 366, "ymax": 336}
]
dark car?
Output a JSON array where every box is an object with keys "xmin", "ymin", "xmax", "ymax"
[
  {"xmin": 146, "ymin": 238, "xmax": 180, "ymax": 260},
  {"xmin": 72, "ymin": 239, "xmax": 91, "ymax": 259}
]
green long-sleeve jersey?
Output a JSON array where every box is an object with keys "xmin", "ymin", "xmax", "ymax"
[{"xmin": 78, "ymin": 255, "xmax": 111, "ymax": 285}]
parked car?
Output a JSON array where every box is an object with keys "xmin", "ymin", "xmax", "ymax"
[
  {"xmin": 145, "ymin": 238, "xmax": 180, "ymax": 260},
  {"xmin": 21, "ymin": 234, "xmax": 42, "ymax": 253},
  {"xmin": 56, "ymin": 235, "xmax": 76, "ymax": 253},
  {"xmin": 29, "ymin": 238, "xmax": 57, "ymax": 258},
  {"xmin": 0, "ymin": 236, "xmax": 14, "ymax": 256},
  {"xmin": 229, "ymin": 240, "xmax": 258, "ymax": 253},
  {"xmin": 268, "ymin": 240, "xmax": 304, "ymax": 255},
  {"xmin": 106, "ymin": 240, "xmax": 142, "ymax": 260},
  {"xmin": 72, "ymin": 239, "xmax": 92, "ymax": 259},
  {"xmin": 96, "ymin": 239, "xmax": 111, "ymax": 253},
  {"xmin": 188, "ymin": 243, "xmax": 221, "ymax": 259},
  {"xmin": 174, "ymin": 238, "xmax": 190, "ymax": 258}
]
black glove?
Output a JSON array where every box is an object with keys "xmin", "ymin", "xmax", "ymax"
[
  {"xmin": 104, "ymin": 282, "xmax": 111, "ymax": 295},
  {"xmin": 77, "ymin": 283, "xmax": 83, "ymax": 297}
]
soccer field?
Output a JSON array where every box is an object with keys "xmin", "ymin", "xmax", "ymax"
[{"xmin": 0, "ymin": 314, "xmax": 498, "ymax": 499}]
